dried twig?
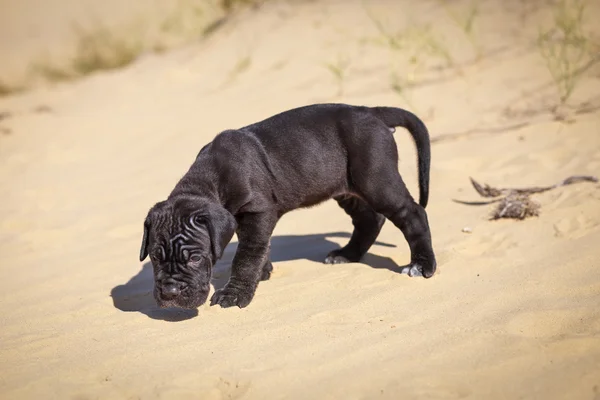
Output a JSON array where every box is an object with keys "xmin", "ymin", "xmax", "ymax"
[
  {"xmin": 452, "ymin": 198, "xmax": 503, "ymax": 206},
  {"xmin": 470, "ymin": 175, "xmax": 598, "ymax": 197},
  {"xmin": 469, "ymin": 178, "xmax": 503, "ymax": 197},
  {"xmin": 453, "ymin": 175, "xmax": 598, "ymax": 220}
]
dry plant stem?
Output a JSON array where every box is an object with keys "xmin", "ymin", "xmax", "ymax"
[
  {"xmin": 453, "ymin": 175, "xmax": 598, "ymax": 220},
  {"xmin": 469, "ymin": 175, "xmax": 598, "ymax": 198},
  {"xmin": 537, "ymin": 0, "xmax": 593, "ymax": 104}
]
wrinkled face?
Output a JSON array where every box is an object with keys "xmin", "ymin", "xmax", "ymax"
[
  {"xmin": 139, "ymin": 198, "xmax": 237, "ymax": 309},
  {"xmin": 149, "ymin": 213, "xmax": 212, "ymax": 308}
]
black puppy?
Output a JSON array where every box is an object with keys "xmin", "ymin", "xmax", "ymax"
[{"xmin": 139, "ymin": 103, "xmax": 436, "ymax": 309}]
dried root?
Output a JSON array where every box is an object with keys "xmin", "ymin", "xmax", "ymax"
[
  {"xmin": 490, "ymin": 194, "xmax": 540, "ymax": 220},
  {"xmin": 454, "ymin": 175, "xmax": 598, "ymax": 220}
]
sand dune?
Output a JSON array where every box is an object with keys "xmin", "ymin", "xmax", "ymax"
[{"xmin": 1, "ymin": 0, "xmax": 600, "ymax": 399}]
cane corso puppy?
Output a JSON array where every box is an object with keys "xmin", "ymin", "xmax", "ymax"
[{"xmin": 139, "ymin": 103, "xmax": 436, "ymax": 309}]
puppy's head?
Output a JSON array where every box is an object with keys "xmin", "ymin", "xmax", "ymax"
[{"xmin": 139, "ymin": 196, "xmax": 236, "ymax": 309}]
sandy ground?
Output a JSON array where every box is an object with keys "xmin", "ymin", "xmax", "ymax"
[{"xmin": 1, "ymin": 0, "xmax": 600, "ymax": 399}]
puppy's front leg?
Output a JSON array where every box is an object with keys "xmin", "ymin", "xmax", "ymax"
[{"xmin": 210, "ymin": 212, "xmax": 277, "ymax": 308}]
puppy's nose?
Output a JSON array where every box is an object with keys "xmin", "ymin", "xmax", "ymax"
[{"xmin": 161, "ymin": 284, "xmax": 181, "ymax": 299}]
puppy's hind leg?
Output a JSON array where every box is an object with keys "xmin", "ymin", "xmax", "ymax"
[
  {"xmin": 324, "ymin": 195, "xmax": 385, "ymax": 264},
  {"xmin": 350, "ymin": 128, "xmax": 436, "ymax": 278}
]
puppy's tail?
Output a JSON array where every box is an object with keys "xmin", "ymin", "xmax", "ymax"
[{"xmin": 372, "ymin": 106, "xmax": 431, "ymax": 208}]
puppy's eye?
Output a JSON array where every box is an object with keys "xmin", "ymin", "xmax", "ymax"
[
  {"xmin": 189, "ymin": 254, "xmax": 202, "ymax": 263},
  {"xmin": 193, "ymin": 215, "xmax": 205, "ymax": 225}
]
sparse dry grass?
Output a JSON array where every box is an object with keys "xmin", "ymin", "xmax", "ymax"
[
  {"xmin": 442, "ymin": 0, "xmax": 482, "ymax": 59},
  {"xmin": 160, "ymin": 0, "xmax": 206, "ymax": 35},
  {"xmin": 0, "ymin": 81, "xmax": 23, "ymax": 97},
  {"xmin": 225, "ymin": 54, "xmax": 253, "ymax": 85},
  {"xmin": 537, "ymin": 0, "xmax": 597, "ymax": 105},
  {"xmin": 71, "ymin": 23, "xmax": 144, "ymax": 76},
  {"xmin": 324, "ymin": 55, "xmax": 351, "ymax": 96},
  {"xmin": 220, "ymin": 0, "xmax": 264, "ymax": 12},
  {"xmin": 389, "ymin": 71, "xmax": 417, "ymax": 110},
  {"xmin": 0, "ymin": 0, "xmax": 266, "ymax": 96},
  {"xmin": 365, "ymin": 9, "xmax": 454, "ymax": 68},
  {"xmin": 153, "ymin": 0, "xmax": 249, "ymax": 50},
  {"xmin": 37, "ymin": 25, "xmax": 144, "ymax": 81},
  {"xmin": 363, "ymin": 6, "xmax": 456, "ymax": 107},
  {"xmin": 34, "ymin": 22, "xmax": 145, "ymax": 82}
]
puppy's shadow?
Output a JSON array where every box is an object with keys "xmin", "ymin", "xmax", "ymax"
[{"xmin": 110, "ymin": 232, "xmax": 400, "ymax": 321}]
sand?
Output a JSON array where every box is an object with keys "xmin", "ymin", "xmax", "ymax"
[{"xmin": 1, "ymin": 0, "xmax": 600, "ymax": 399}]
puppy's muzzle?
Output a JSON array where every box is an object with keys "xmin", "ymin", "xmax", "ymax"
[
  {"xmin": 159, "ymin": 279, "xmax": 188, "ymax": 301},
  {"xmin": 161, "ymin": 284, "xmax": 181, "ymax": 300}
]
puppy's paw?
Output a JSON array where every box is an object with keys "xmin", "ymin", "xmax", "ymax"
[
  {"xmin": 210, "ymin": 285, "xmax": 255, "ymax": 308},
  {"xmin": 324, "ymin": 249, "xmax": 360, "ymax": 264},
  {"xmin": 401, "ymin": 260, "xmax": 436, "ymax": 278},
  {"xmin": 400, "ymin": 263, "xmax": 424, "ymax": 277},
  {"xmin": 421, "ymin": 258, "xmax": 437, "ymax": 278},
  {"xmin": 324, "ymin": 254, "xmax": 350, "ymax": 264}
]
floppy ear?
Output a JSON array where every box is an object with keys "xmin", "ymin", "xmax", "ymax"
[
  {"xmin": 139, "ymin": 217, "xmax": 151, "ymax": 262},
  {"xmin": 205, "ymin": 204, "xmax": 237, "ymax": 261},
  {"xmin": 139, "ymin": 201, "xmax": 168, "ymax": 262}
]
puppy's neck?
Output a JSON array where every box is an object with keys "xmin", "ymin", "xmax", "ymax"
[
  {"xmin": 168, "ymin": 174, "xmax": 219, "ymax": 203},
  {"xmin": 168, "ymin": 189, "xmax": 218, "ymax": 205}
]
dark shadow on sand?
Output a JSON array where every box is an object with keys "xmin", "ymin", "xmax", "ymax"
[{"xmin": 110, "ymin": 231, "xmax": 403, "ymax": 321}]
